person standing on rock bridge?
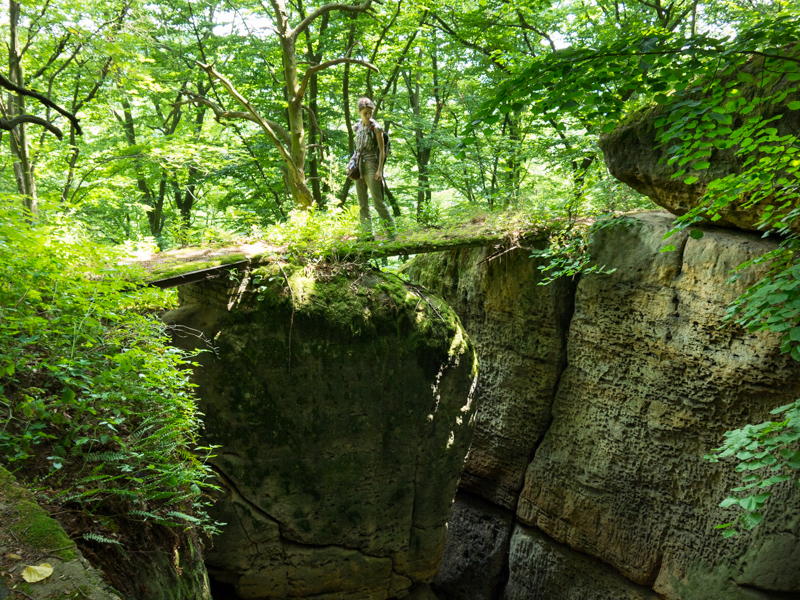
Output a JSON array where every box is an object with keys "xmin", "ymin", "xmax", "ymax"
[{"xmin": 352, "ymin": 97, "xmax": 396, "ymax": 240}]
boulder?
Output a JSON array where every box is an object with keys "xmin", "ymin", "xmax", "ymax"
[
  {"xmin": 165, "ymin": 265, "xmax": 478, "ymax": 600},
  {"xmin": 516, "ymin": 212, "xmax": 800, "ymax": 599},
  {"xmin": 404, "ymin": 246, "xmax": 576, "ymax": 509},
  {"xmin": 599, "ymin": 56, "xmax": 800, "ymax": 232}
]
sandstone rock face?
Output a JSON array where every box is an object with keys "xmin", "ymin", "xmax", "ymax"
[
  {"xmin": 598, "ymin": 59, "xmax": 800, "ymax": 232},
  {"xmin": 516, "ymin": 212, "xmax": 800, "ymax": 599},
  {"xmin": 432, "ymin": 492, "xmax": 514, "ymax": 600},
  {"xmin": 165, "ymin": 267, "xmax": 478, "ymax": 600},
  {"xmin": 408, "ymin": 212, "xmax": 800, "ymax": 600},
  {"xmin": 405, "ymin": 247, "xmax": 576, "ymax": 509},
  {"xmin": 503, "ymin": 524, "xmax": 660, "ymax": 600}
]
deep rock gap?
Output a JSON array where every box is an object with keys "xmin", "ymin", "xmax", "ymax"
[{"xmin": 407, "ymin": 212, "xmax": 800, "ymax": 600}]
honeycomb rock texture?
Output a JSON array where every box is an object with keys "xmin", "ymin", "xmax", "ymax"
[
  {"xmin": 404, "ymin": 246, "xmax": 576, "ymax": 509},
  {"xmin": 517, "ymin": 212, "xmax": 800, "ymax": 599},
  {"xmin": 503, "ymin": 524, "xmax": 660, "ymax": 600},
  {"xmin": 431, "ymin": 491, "xmax": 514, "ymax": 600},
  {"xmin": 408, "ymin": 212, "xmax": 800, "ymax": 600}
]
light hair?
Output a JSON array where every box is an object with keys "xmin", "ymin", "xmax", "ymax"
[{"xmin": 357, "ymin": 97, "xmax": 375, "ymax": 111}]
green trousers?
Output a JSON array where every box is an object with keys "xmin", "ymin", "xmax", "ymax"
[{"xmin": 355, "ymin": 157, "xmax": 395, "ymax": 235}]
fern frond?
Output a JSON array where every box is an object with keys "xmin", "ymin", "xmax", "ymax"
[{"xmin": 83, "ymin": 533, "xmax": 122, "ymax": 546}]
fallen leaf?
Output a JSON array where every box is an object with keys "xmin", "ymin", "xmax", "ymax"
[
  {"xmin": 22, "ymin": 563, "xmax": 53, "ymax": 583},
  {"xmin": 7, "ymin": 554, "xmax": 22, "ymax": 560}
]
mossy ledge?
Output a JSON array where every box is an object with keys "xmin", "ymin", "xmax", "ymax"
[
  {"xmin": 144, "ymin": 229, "xmax": 548, "ymax": 289},
  {"xmin": 0, "ymin": 466, "xmax": 122, "ymax": 600}
]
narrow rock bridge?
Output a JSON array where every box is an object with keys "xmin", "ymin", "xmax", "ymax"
[{"xmin": 141, "ymin": 227, "xmax": 548, "ymax": 289}]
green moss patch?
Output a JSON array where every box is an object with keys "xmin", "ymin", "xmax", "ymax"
[
  {"xmin": 149, "ymin": 252, "xmax": 249, "ymax": 280},
  {"xmin": 0, "ymin": 467, "xmax": 77, "ymax": 561}
]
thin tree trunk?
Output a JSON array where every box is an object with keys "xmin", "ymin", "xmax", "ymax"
[
  {"xmin": 117, "ymin": 96, "xmax": 166, "ymax": 238},
  {"xmin": 278, "ymin": 31, "xmax": 311, "ymax": 206},
  {"xmin": 338, "ymin": 14, "xmax": 357, "ymax": 204},
  {"xmin": 505, "ymin": 107, "xmax": 523, "ymax": 207},
  {"xmin": 300, "ymin": 7, "xmax": 328, "ymax": 208},
  {"xmin": 8, "ymin": 0, "xmax": 37, "ymax": 214},
  {"xmin": 175, "ymin": 87, "xmax": 208, "ymax": 229}
]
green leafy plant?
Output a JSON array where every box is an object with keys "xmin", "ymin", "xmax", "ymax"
[
  {"xmin": 0, "ymin": 197, "xmax": 219, "ymax": 538},
  {"xmin": 530, "ymin": 216, "xmax": 627, "ymax": 285},
  {"xmin": 466, "ymin": 8, "xmax": 800, "ymax": 536},
  {"xmin": 706, "ymin": 399, "xmax": 800, "ymax": 537}
]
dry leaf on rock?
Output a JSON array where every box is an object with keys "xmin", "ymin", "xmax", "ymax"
[{"xmin": 21, "ymin": 563, "xmax": 53, "ymax": 583}]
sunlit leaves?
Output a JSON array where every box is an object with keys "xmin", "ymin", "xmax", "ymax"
[{"xmin": 0, "ymin": 200, "xmax": 220, "ymax": 537}]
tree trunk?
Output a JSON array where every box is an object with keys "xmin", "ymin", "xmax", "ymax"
[
  {"xmin": 8, "ymin": 0, "xmax": 37, "ymax": 214},
  {"xmin": 301, "ymin": 9, "xmax": 329, "ymax": 208},
  {"xmin": 174, "ymin": 90, "xmax": 208, "ymax": 230},
  {"xmin": 278, "ymin": 31, "xmax": 314, "ymax": 209},
  {"xmin": 307, "ymin": 74, "xmax": 323, "ymax": 207},
  {"xmin": 118, "ymin": 96, "xmax": 166, "ymax": 238},
  {"xmin": 505, "ymin": 107, "xmax": 523, "ymax": 207},
  {"xmin": 338, "ymin": 15, "xmax": 357, "ymax": 205}
]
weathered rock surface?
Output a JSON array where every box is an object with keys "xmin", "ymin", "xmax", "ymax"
[
  {"xmin": 404, "ymin": 212, "xmax": 800, "ymax": 600},
  {"xmin": 405, "ymin": 246, "xmax": 576, "ymax": 509},
  {"xmin": 0, "ymin": 466, "xmax": 121, "ymax": 600},
  {"xmin": 516, "ymin": 212, "xmax": 800, "ymax": 599},
  {"xmin": 599, "ymin": 57, "xmax": 800, "ymax": 232},
  {"xmin": 432, "ymin": 492, "xmax": 513, "ymax": 600},
  {"xmin": 503, "ymin": 524, "xmax": 660, "ymax": 600},
  {"xmin": 165, "ymin": 266, "xmax": 478, "ymax": 599}
]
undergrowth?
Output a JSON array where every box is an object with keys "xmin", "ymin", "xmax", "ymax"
[{"xmin": 0, "ymin": 197, "xmax": 219, "ymax": 542}]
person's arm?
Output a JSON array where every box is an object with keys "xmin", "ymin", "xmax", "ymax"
[{"xmin": 375, "ymin": 123, "xmax": 385, "ymax": 181}]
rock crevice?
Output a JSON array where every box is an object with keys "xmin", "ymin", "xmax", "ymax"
[{"xmin": 409, "ymin": 212, "xmax": 800, "ymax": 600}]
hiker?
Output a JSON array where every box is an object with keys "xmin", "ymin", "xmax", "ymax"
[{"xmin": 353, "ymin": 97, "xmax": 396, "ymax": 240}]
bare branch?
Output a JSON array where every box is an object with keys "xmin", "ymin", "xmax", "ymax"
[
  {"xmin": 516, "ymin": 10, "xmax": 556, "ymax": 52},
  {"xmin": 0, "ymin": 115, "xmax": 63, "ymax": 139},
  {"xmin": 0, "ymin": 72, "xmax": 81, "ymax": 134},
  {"xmin": 29, "ymin": 33, "xmax": 71, "ymax": 80},
  {"xmin": 195, "ymin": 61, "xmax": 295, "ymax": 166},
  {"xmin": 179, "ymin": 92, "xmax": 292, "ymax": 147},
  {"xmin": 291, "ymin": 0, "xmax": 373, "ymax": 40},
  {"xmin": 374, "ymin": 10, "xmax": 427, "ymax": 113},
  {"xmin": 367, "ymin": 0, "xmax": 402, "ymax": 96},
  {"xmin": 74, "ymin": 57, "xmax": 113, "ymax": 112},
  {"xmin": 299, "ymin": 57, "xmax": 378, "ymax": 99},
  {"xmin": 431, "ymin": 13, "xmax": 509, "ymax": 72},
  {"xmin": 302, "ymin": 104, "xmax": 323, "ymax": 137}
]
